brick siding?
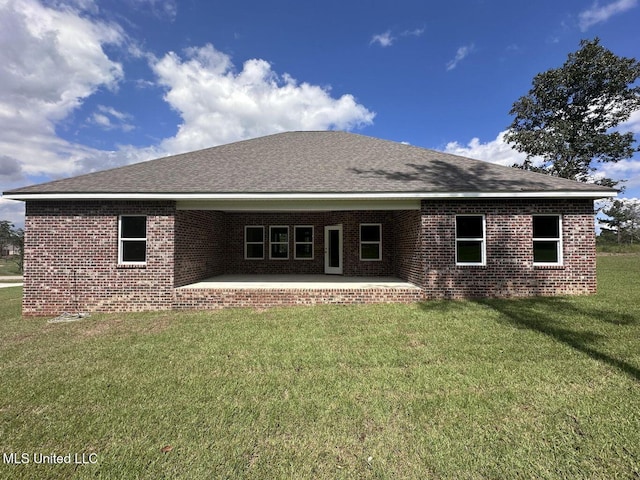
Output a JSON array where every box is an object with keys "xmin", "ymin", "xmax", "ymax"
[
  {"xmin": 419, "ymin": 199, "xmax": 596, "ymax": 298},
  {"xmin": 174, "ymin": 210, "xmax": 226, "ymax": 287},
  {"xmin": 174, "ymin": 286, "xmax": 423, "ymax": 310},
  {"xmin": 223, "ymin": 211, "xmax": 396, "ymax": 276},
  {"xmin": 23, "ymin": 201, "xmax": 176, "ymax": 315},
  {"xmin": 22, "ymin": 198, "xmax": 597, "ymax": 314},
  {"xmin": 392, "ymin": 209, "xmax": 424, "ymax": 286}
]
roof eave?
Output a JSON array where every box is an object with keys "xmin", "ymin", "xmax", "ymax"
[{"xmin": 2, "ymin": 190, "xmax": 617, "ymax": 201}]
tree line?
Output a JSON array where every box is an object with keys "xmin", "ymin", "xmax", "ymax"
[{"xmin": 0, "ymin": 220, "xmax": 24, "ymax": 271}]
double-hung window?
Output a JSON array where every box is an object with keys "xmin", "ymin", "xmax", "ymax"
[
  {"xmin": 245, "ymin": 226, "xmax": 265, "ymax": 260},
  {"xmin": 533, "ymin": 215, "xmax": 562, "ymax": 265},
  {"xmin": 269, "ymin": 226, "xmax": 289, "ymax": 260},
  {"xmin": 119, "ymin": 216, "xmax": 147, "ymax": 264},
  {"xmin": 455, "ymin": 215, "xmax": 486, "ymax": 265},
  {"xmin": 360, "ymin": 224, "xmax": 382, "ymax": 261},
  {"xmin": 294, "ymin": 226, "xmax": 314, "ymax": 260}
]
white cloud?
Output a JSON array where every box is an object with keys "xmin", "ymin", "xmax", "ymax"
[
  {"xmin": 89, "ymin": 105, "xmax": 135, "ymax": 131},
  {"xmin": 152, "ymin": 44, "xmax": 375, "ymax": 154},
  {"xmin": 606, "ymin": 109, "xmax": 640, "ymax": 191},
  {"xmin": 0, "ymin": 0, "xmax": 125, "ymax": 176},
  {"xmin": 444, "ymin": 130, "xmax": 640, "ymax": 194},
  {"xmin": 370, "ymin": 27, "xmax": 424, "ymax": 48},
  {"xmin": 620, "ymin": 109, "xmax": 640, "ymax": 134},
  {"xmin": 127, "ymin": 0, "xmax": 177, "ymax": 20},
  {"xmin": 370, "ymin": 31, "xmax": 394, "ymax": 47},
  {"xmin": 401, "ymin": 27, "xmax": 425, "ymax": 38},
  {"xmin": 0, "ymin": 1, "xmax": 375, "ymax": 217},
  {"xmin": 0, "ymin": 198, "xmax": 25, "ymax": 228},
  {"xmin": 446, "ymin": 43, "xmax": 475, "ymax": 71},
  {"xmin": 0, "ymin": 155, "xmax": 24, "ymax": 183},
  {"xmin": 579, "ymin": 0, "xmax": 638, "ymax": 31},
  {"xmin": 444, "ymin": 131, "xmax": 528, "ymax": 166},
  {"xmin": 598, "ymin": 158, "xmax": 640, "ymax": 190}
]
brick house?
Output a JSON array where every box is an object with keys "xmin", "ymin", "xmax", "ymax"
[{"xmin": 3, "ymin": 131, "xmax": 616, "ymax": 314}]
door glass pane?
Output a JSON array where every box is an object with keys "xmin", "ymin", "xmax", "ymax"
[{"xmin": 329, "ymin": 230, "xmax": 339, "ymax": 268}]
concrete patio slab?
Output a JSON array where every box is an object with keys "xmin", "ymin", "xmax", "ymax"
[{"xmin": 178, "ymin": 274, "xmax": 419, "ymax": 290}]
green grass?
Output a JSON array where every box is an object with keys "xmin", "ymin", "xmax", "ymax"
[
  {"xmin": 1, "ymin": 256, "xmax": 639, "ymax": 479},
  {"xmin": 596, "ymin": 242, "xmax": 640, "ymax": 254},
  {"xmin": 0, "ymin": 257, "xmax": 21, "ymax": 276}
]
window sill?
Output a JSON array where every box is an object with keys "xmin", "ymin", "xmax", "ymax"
[
  {"xmin": 117, "ymin": 263, "xmax": 147, "ymax": 269},
  {"xmin": 456, "ymin": 264, "xmax": 487, "ymax": 268},
  {"xmin": 533, "ymin": 264, "xmax": 565, "ymax": 270}
]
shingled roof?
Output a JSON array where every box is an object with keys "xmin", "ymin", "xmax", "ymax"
[{"xmin": 4, "ymin": 131, "xmax": 616, "ymax": 199}]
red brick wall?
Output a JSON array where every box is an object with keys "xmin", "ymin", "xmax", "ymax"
[
  {"xmin": 22, "ymin": 198, "xmax": 598, "ymax": 314},
  {"xmin": 174, "ymin": 286, "xmax": 423, "ymax": 310},
  {"xmin": 223, "ymin": 211, "xmax": 396, "ymax": 276},
  {"xmin": 419, "ymin": 199, "xmax": 597, "ymax": 298},
  {"xmin": 174, "ymin": 210, "xmax": 226, "ymax": 287},
  {"xmin": 392, "ymin": 210, "xmax": 424, "ymax": 285},
  {"xmin": 24, "ymin": 201, "xmax": 176, "ymax": 315}
]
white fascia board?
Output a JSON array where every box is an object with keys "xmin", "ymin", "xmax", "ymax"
[{"xmin": 2, "ymin": 190, "xmax": 617, "ymax": 201}]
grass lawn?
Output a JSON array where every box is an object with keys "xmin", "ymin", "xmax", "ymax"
[
  {"xmin": 0, "ymin": 257, "xmax": 21, "ymax": 276},
  {"xmin": 1, "ymin": 256, "xmax": 639, "ymax": 479}
]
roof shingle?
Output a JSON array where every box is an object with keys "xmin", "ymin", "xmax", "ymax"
[{"xmin": 4, "ymin": 131, "xmax": 617, "ymax": 197}]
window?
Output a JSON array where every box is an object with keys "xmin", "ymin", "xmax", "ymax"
[
  {"xmin": 119, "ymin": 216, "xmax": 147, "ymax": 264},
  {"xmin": 294, "ymin": 226, "xmax": 314, "ymax": 260},
  {"xmin": 269, "ymin": 226, "xmax": 289, "ymax": 260},
  {"xmin": 360, "ymin": 224, "xmax": 382, "ymax": 261},
  {"xmin": 533, "ymin": 215, "xmax": 562, "ymax": 265},
  {"xmin": 455, "ymin": 215, "xmax": 485, "ymax": 265},
  {"xmin": 245, "ymin": 226, "xmax": 264, "ymax": 260}
]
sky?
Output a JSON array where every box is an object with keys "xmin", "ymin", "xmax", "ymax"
[{"xmin": 1, "ymin": 0, "xmax": 640, "ymax": 227}]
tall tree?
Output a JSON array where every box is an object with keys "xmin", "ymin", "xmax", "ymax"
[
  {"xmin": 0, "ymin": 220, "xmax": 24, "ymax": 272},
  {"xmin": 0, "ymin": 220, "xmax": 13, "ymax": 257},
  {"xmin": 601, "ymin": 199, "xmax": 640, "ymax": 244},
  {"xmin": 505, "ymin": 38, "xmax": 640, "ymax": 188}
]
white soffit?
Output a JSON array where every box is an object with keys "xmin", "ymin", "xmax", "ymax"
[{"xmin": 176, "ymin": 198, "xmax": 421, "ymax": 211}]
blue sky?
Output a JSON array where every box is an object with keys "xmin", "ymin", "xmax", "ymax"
[{"xmin": 1, "ymin": 0, "xmax": 639, "ymax": 226}]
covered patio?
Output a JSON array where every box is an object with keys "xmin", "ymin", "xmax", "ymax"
[
  {"xmin": 177, "ymin": 274, "xmax": 418, "ymax": 289},
  {"xmin": 173, "ymin": 274, "xmax": 423, "ymax": 310}
]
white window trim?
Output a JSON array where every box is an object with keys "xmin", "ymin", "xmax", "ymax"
[
  {"xmin": 455, "ymin": 215, "xmax": 486, "ymax": 266},
  {"xmin": 269, "ymin": 225, "xmax": 290, "ymax": 260},
  {"xmin": 118, "ymin": 215, "xmax": 147, "ymax": 265},
  {"xmin": 294, "ymin": 225, "xmax": 314, "ymax": 260},
  {"xmin": 532, "ymin": 215, "xmax": 563, "ymax": 266},
  {"xmin": 245, "ymin": 225, "xmax": 265, "ymax": 260},
  {"xmin": 360, "ymin": 223, "xmax": 382, "ymax": 261}
]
